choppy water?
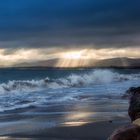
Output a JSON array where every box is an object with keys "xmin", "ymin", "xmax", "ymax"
[{"xmin": 0, "ymin": 68, "xmax": 139, "ymax": 127}]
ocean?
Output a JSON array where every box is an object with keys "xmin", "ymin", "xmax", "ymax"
[{"xmin": 0, "ymin": 68, "xmax": 139, "ymax": 129}]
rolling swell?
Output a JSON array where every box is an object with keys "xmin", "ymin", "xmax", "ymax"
[{"xmin": 0, "ymin": 70, "xmax": 139, "ymax": 94}]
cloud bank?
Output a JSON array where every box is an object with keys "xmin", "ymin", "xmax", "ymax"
[
  {"xmin": 0, "ymin": 0, "xmax": 139, "ymax": 48},
  {"xmin": 0, "ymin": 47, "xmax": 140, "ymax": 66}
]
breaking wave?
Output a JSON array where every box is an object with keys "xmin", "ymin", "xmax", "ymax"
[{"xmin": 0, "ymin": 70, "xmax": 140, "ymax": 94}]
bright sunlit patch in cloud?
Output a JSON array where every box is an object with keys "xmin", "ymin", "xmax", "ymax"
[
  {"xmin": 60, "ymin": 49, "xmax": 98, "ymax": 60},
  {"xmin": 0, "ymin": 46, "xmax": 140, "ymax": 67},
  {"xmin": 62, "ymin": 51, "xmax": 82, "ymax": 59}
]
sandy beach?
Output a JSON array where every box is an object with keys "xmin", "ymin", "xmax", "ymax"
[{"xmin": 0, "ymin": 116, "xmax": 130, "ymax": 140}]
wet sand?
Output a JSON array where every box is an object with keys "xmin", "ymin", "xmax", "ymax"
[
  {"xmin": 0, "ymin": 118, "xmax": 130, "ymax": 140},
  {"xmin": 0, "ymin": 103, "xmax": 130, "ymax": 140}
]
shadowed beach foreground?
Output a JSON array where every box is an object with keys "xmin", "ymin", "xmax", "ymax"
[{"xmin": 0, "ymin": 118, "xmax": 130, "ymax": 140}]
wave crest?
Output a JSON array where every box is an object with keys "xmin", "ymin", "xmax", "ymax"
[{"xmin": 0, "ymin": 70, "xmax": 139, "ymax": 94}]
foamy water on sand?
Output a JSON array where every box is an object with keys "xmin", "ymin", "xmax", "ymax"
[{"xmin": 0, "ymin": 68, "xmax": 139, "ymax": 129}]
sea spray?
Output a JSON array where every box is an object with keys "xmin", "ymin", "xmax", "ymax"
[
  {"xmin": 0, "ymin": 70, "xmax": 139, "ymax": 94},
  {"xmin": 0, "ymin": 69, "xmax": 139, "ymax": 112}
]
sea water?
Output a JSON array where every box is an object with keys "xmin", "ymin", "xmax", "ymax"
[{"xmin": 0, "ymin": 68, "xmax": 139, "ymax": 127}]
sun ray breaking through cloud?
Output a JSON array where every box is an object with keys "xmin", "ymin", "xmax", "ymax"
[{"xmin": 0, "ymin": 46, "xmax": 140, "ymax": 67}]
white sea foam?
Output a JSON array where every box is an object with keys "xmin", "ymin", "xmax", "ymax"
[{"xmin": 0, "ymin": 70, "xmax": 139, "ymax": 94}]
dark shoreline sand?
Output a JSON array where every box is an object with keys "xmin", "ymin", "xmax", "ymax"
[{"xmin": 0, "ymin": 119, "xmax": 130, "ymax": 140}]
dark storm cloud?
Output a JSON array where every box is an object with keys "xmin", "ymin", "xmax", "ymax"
[{"xmin": 0, "ymin": 0, "xmax": 140, "ymax": 48}]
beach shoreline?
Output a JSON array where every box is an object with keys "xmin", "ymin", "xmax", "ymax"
[
  {"xmin": 0, "ymin": 68, "xmax": 138, "ymax": 140},
  {"xmin": 0, "ymin": 118, "xmax": 130, "ymax": 140}
]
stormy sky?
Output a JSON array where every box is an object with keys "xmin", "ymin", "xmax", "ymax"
[{"xmin": 0, "ymin": 0, "xmax": 140, "ymax": 66}]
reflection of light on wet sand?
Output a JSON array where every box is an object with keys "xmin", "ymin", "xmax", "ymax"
[
  {"xmin": 66, "ymin": 112, "xmax": 94, "ymax": 120},
  {"xmin": 63, "ymin": 112, "xmax": 95, "ymax": 126},
  {"xmin": 62, "ymin": 121, "xmax": 89, "ymax": 126}
]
